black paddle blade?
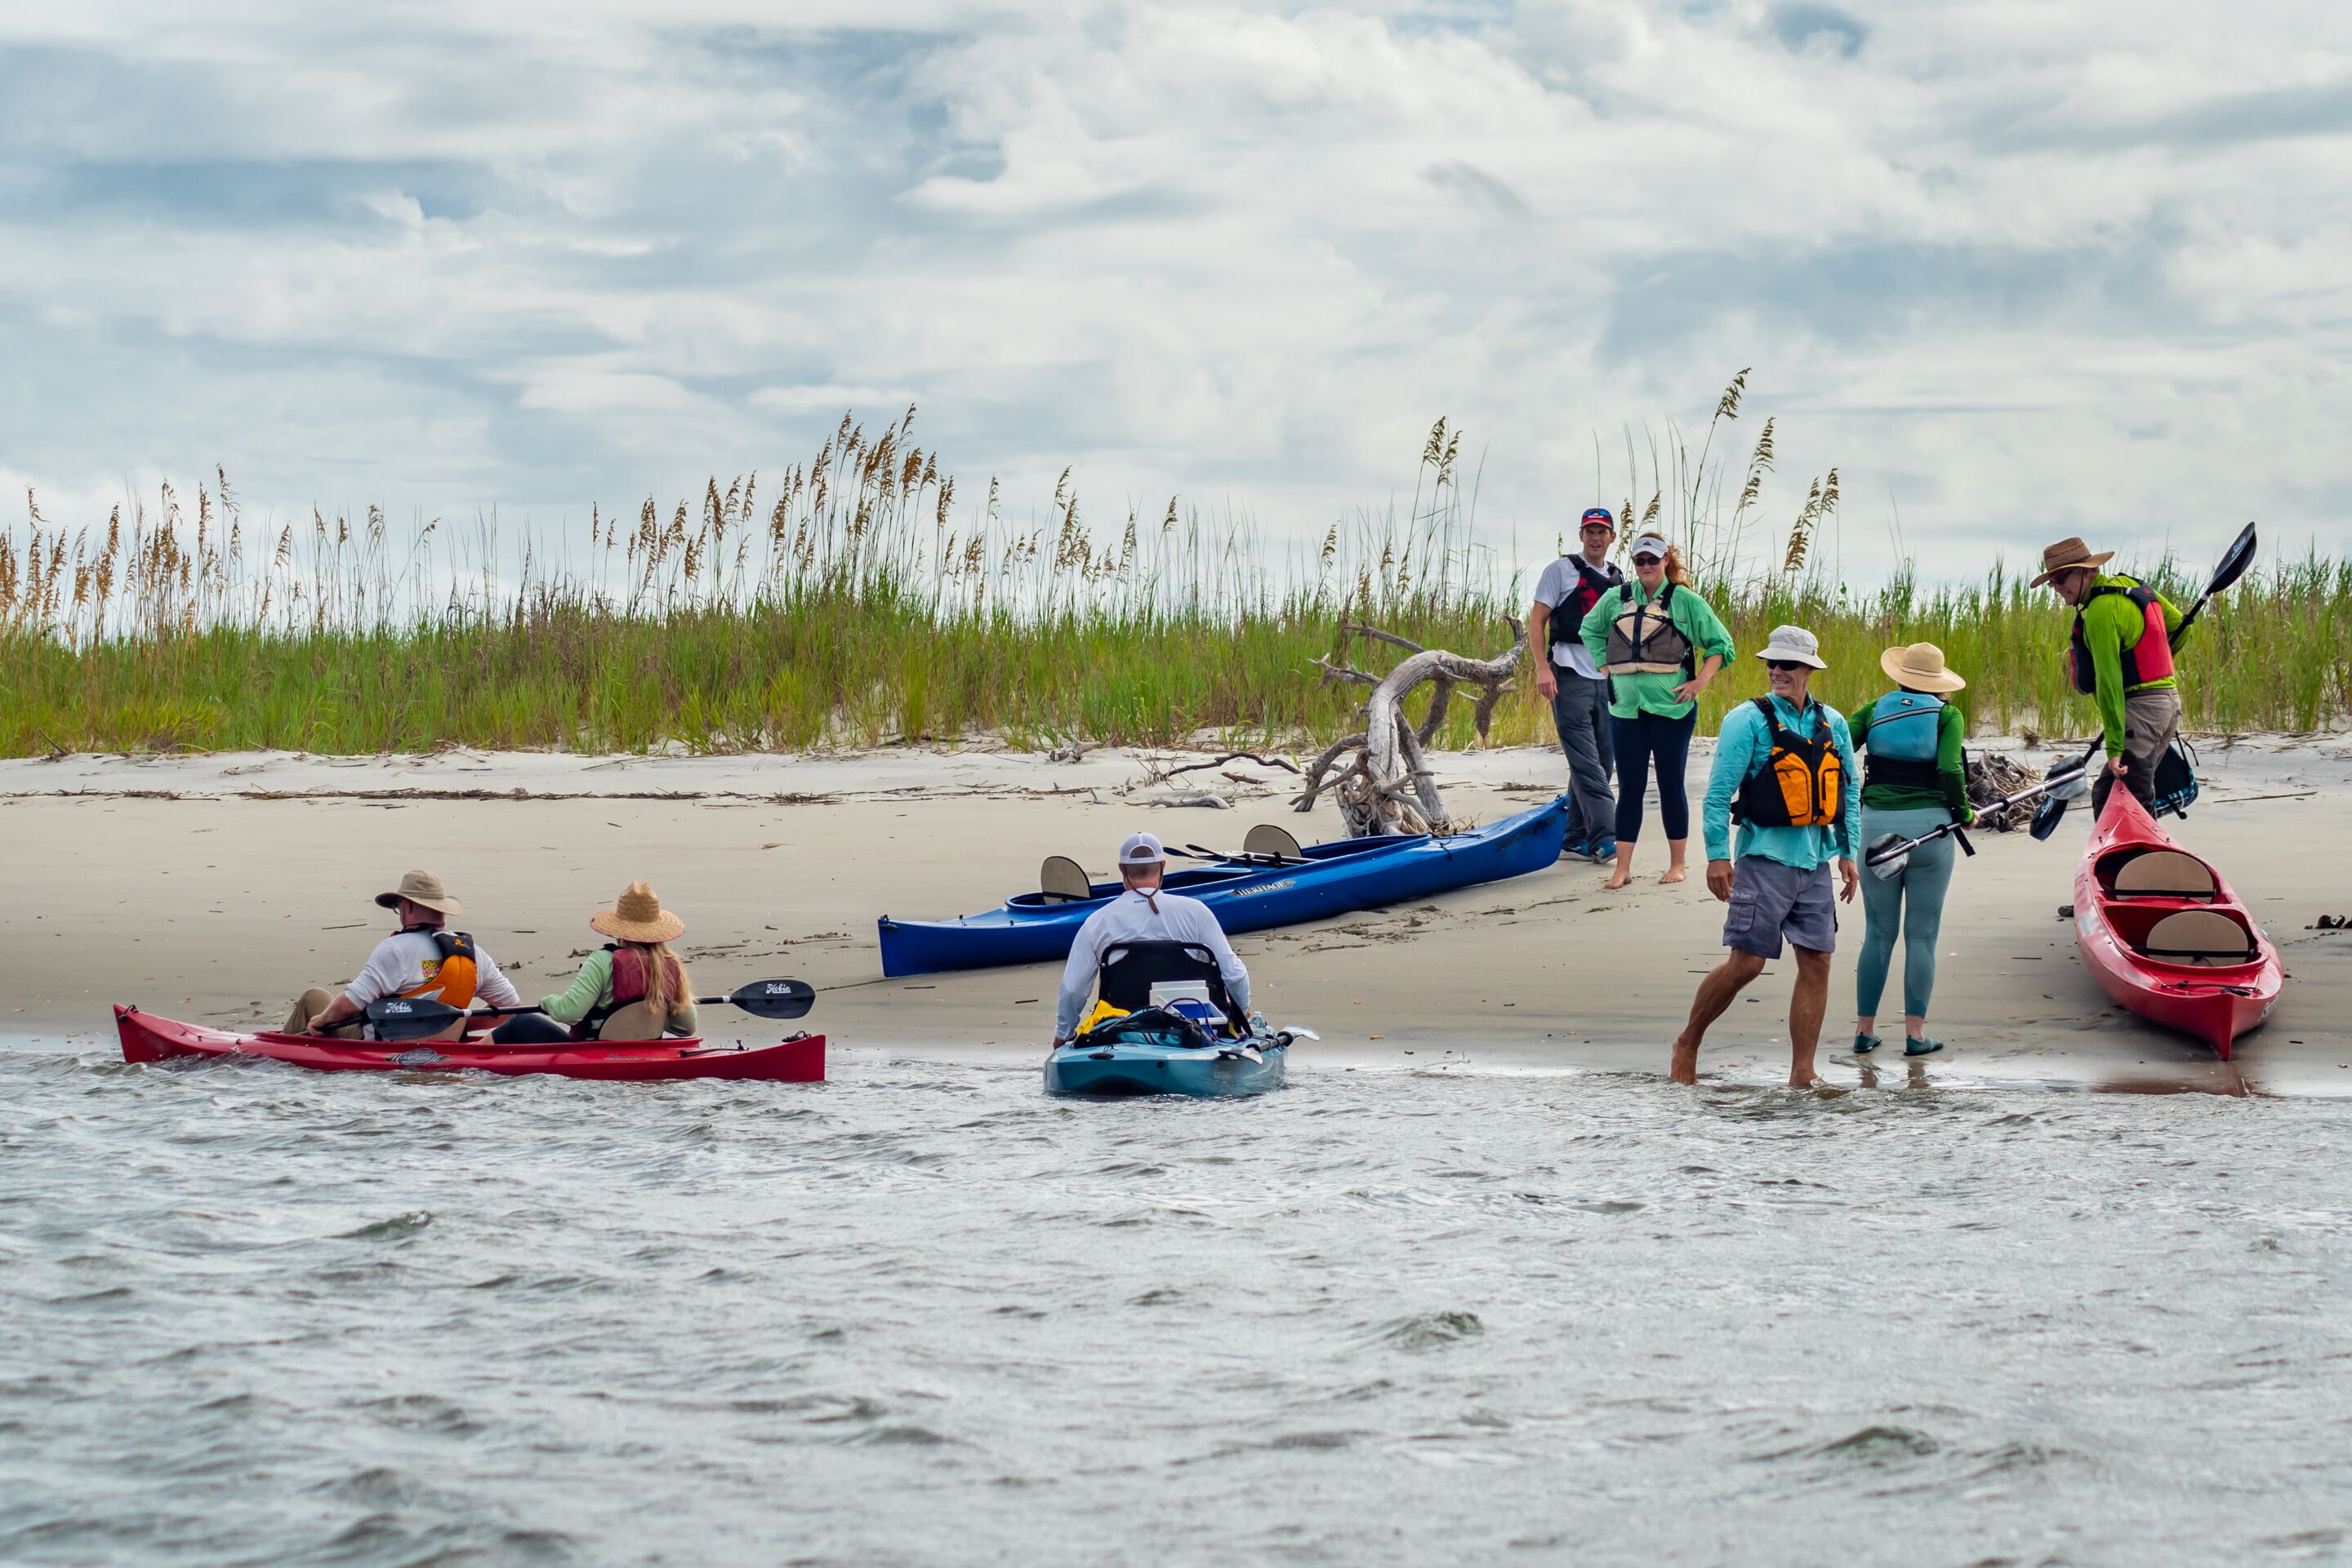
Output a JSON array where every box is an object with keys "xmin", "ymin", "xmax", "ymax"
[
  {"xmin": 728, "ymin": 979, "xmax": 816, "ymax": 1020},
  {"xmin": 2206, "ymin": 521, "xmax": 2259, "ymax": 598},
  {"xmin": 2029, "ymin": 795, "xmax": 2069, "ymax": 842},
  {"xmin": 365, "ymin": 996, "xmax": 466, "ymax": 1042}
]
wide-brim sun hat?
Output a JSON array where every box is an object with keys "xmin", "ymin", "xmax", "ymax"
[
  {"xmin": 1757, "ymin": 624, "xmax": 1829, "ymax": 669},
  {"xmin": 2029, "ymin": 536, "xmax": 2115, "ymax": 588},
  {"xmin": 375, "ymin": 869, "xmax": 461, "ymax": 915},
  {"xmin": 590, "ymin": 882, "xmax": 686, "ymax": 943},
  {"xmin": 1880, "ymin": 640, "xmax": 1967, "ymax": 693}
]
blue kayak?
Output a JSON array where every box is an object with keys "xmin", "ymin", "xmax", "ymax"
[
  {"xmin": 1044, "ymin": 1012, "xmax": 1294, "ymax": 1098},
  {"xmin": 880, "ymin": 795, "xmax": 1569, "ymax": 977}
]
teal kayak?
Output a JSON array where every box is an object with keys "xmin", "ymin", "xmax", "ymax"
[{"xmin": 1043, "ymin": 1006, "xmax": 1299, "ymax": 1098}]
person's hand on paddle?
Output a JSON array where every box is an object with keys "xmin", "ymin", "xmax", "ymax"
[
  {"xmin": 1705, "ymin": 859, "xmax": 1735, "ymax": 903},
  {"xmin": 1838, "ymin": 859, "xmax": 1860, "ymax": 903}
]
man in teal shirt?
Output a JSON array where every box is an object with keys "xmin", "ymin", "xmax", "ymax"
[{"xmin": 1669, "ymin": 626, "xmax": 1860, "ymax": 1086}]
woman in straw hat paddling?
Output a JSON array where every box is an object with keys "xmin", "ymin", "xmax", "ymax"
[
  {"xmin": 1850, "ymin": 644, "xmax": 1975, "ymax": 1057},
  {"xmin": 492, "ymin": 883, "xmax": 700, "ymax": 1044}
]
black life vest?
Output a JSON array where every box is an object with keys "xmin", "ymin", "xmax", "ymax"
[
  {"xmin": 2069, "ymin": 577, "xmax": 2177, "ymax": 696},
  {"xmin": 1603, "ymin": 582, "xmax": 1695, "ymax": 677},
  {"xmin": 1731, "ymin": 698, "xmax": 1846, "ymax": 829},
  {"xmin": 1547, "ymin": 555, "xmax": 1623, "ymax": 659},
  {"xmin": 394, "ymin": 928, "xmax": 479, "ymax": 1009}
]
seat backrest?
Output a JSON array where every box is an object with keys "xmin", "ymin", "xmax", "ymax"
[
  {"xmin": 2140, "ymin": 910, "xmax": 2254, "ymax": 967},
  {"xmin": 1243, "ymin": 823, "xmax": 1304, "ymax": 862},
  {"xmin": 597, "ymin": 1000, "xmax": 669, "ymax": 1040},
  {"xmin": 1039, "ymin": 855, "xmax": 1093, "ymax": 903},
  {"xmin": 2114, "ymin": 849, "xmax": 2216, "ymax": 898},
  {"xmin": 1099, "ymin": 940, "xmax": 1241, "ymax": 1025}
]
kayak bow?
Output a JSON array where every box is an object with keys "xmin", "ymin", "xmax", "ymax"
[
  {"xmin": 114, "ymin": 1004, "xmax": 826, "ymax": 1082},
  {"xmin": 2071, "ymin": 791, "xmax": 2282, "ymax": 1059}
]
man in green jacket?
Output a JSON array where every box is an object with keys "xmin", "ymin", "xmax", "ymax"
[{"xmin": 2033, "ymin": 537, "xmax": 2184, "ymax": 816}]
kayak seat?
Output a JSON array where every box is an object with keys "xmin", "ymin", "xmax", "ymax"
[
  {"xmin": 2138, "ymin": 909, "xmax": 2256, "ymax": 967},
  {"xmin": 2112, "ymin": 849, "xmax": 2217, "ymax": 900},
  {"xmin": 1099, "ymin": 940, "xmax": 1244, "ymax": 1033},
  {"xmin": 1243, "ymin": 823, "xmax": 1305, "ymax": 862},
  {"xmin": 598, "ymin": 1000, "xmax": 667, "ymax": 1040},
  {"xmin": 1040, "ymin": 855, "xmax": 1094, "ymax": 904}
]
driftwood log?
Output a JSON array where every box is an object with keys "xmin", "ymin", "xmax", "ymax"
[{"xmin": 1293, "ymin": 620, "xmax": 1526, "ymax": 836}]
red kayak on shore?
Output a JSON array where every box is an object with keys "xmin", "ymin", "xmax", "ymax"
[
  {"xmin": 114, "ymin": 1004, "xmax": 826, "ymax": 1082},
  {"xmin": 2073, "ymin": 790, "xmax": 2282, "ymax": 1059}
]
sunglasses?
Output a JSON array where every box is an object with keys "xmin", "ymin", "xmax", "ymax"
[
  {"xmin": 1765, "ymin": 660, "xmax": 1806, "ymax": 672},
  {"xmin": 1579, "ymin": 523, "xmax": 1615, "ymax": 532},
  {"xmin": 1631, "ymin": 554, "xmax": 1662, "ymax": 566}
]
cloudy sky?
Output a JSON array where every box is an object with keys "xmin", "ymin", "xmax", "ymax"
[{"xmin": 2, "ymin": 0, "xmax": 2347, "ymax": 584}]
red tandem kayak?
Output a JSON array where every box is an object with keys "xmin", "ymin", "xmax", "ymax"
[
  {"xmin": 114, "ymin": 1004, "xmax": 826, "ymax": 1082},
  {"xmin": 2073, "ymin": 789, "xmax": 2282, "ymax": 1059}
]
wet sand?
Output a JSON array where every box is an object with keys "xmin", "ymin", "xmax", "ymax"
[{"xmin": 6, "ymin": 737, "xmax": 2350, "ymax": 1094}]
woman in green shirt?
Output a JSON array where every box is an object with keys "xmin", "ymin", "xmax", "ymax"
[
  {"xmin": 1578, "ymin": 534, "xmax": 1736, "ymax": 889},
  {"xmin": 492, "ymin": 882, "xmax": 700, "ymax": 1043},
  {"xmin": 1850, "ymin": 643, "xmax": 1975, "ymax": 1057}
]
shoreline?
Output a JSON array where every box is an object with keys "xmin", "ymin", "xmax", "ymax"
[{"xmin": 7, "ymin": 738, "xmax": 2349, "ymax": 1094}]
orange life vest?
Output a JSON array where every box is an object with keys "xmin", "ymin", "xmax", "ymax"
[
  {"xmin": 394, "ymin": 929, "xmax": 479, "ymax": 1010},
  {"xmin": 1731, "ymin": 698, "xmax": 1846, "ymax": 829}
]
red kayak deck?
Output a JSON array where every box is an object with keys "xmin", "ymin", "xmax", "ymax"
[
  {"xmin": 2073, "ymin": 791, "xmax": 2282, "ymax": 1059},
  {"xmin": 114, "ymin": 1004, "xmax": 825, "ymax": 1082}
]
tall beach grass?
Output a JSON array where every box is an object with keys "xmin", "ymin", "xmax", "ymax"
[{"xmin": 5, "ymin": 396, "xmax": 2346, "ymax": 758}]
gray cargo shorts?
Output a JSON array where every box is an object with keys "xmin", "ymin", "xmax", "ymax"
[{"xmin": 1722, "ymin": 856, "xmax": 1838, "ymax": 960}]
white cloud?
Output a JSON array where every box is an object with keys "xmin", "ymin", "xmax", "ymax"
[{"xmin": 1, "ymin": 0, "xmax": 2348, "ymax": 584}]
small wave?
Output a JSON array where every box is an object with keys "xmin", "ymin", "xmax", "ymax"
[
  {"xmin": 339, "ymin": 1210, "xmax": 432, "ymax": 1240},
  {"xmin": 1378, "ymin": 1311, "xmax": 1484, "ymax": 1352}
]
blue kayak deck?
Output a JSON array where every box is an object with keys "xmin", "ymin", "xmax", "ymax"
[{"xmin": 879, "ymin": 795, "xmax": 1568, "ymax": 976}]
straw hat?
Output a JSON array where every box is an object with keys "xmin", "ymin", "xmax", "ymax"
[
  {"xmin": 590, "ymin": 882, "xmax": 685, "ymax": 943},
  {"xmin": 1879, "ymin": 640, "xmax": 1967, "ymax": 693},
  {"xmin": 2030, "ymin": 537, "xmax": 2114, "ymax": 588},
  {"xmin": 375, "ymin": 869, "xmax": 461, "ymax": 915}
]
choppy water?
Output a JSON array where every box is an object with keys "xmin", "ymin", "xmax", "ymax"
[{"xmin": 5, "ymin": 1046, "xmax": 2350, "ymax": 1567}]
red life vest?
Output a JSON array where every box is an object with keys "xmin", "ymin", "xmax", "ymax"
[{"xmin": 2069, "ymin": 577, "xmax": 2177, "ymax": 695}]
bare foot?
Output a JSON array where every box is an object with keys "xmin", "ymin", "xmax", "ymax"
[
  {"xmin": 1788, "ymin": 1068, "xmax": 1824, "ymax": 1088},
  {"xmin": 1668, "ymin": 1036, "xmax": 1699, "ymax": 1084},
  {"xmin": 1605, "ymin": 870, "xmax": 1632, "ymax": 890},
  {"xmin": 1659, "ymin": 865, "xmax": 1686, "ymax": 884}
]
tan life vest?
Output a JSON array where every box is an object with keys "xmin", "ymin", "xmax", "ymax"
[{"xmin": 1603, "ymin": 582, "xmax": 1695, "ymax": 677}]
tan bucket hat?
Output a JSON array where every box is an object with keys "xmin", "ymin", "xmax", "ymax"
[
  {"xmin": 1879, "ymin": 640, "xmax": 1967, "ymax": 693},
  {"xmin": 590, "ymin": 882, "xmax": 685, "ymax": 944},
  {"xmin": 2030, "ymin": 537, "xmax": 2114, "ymax": 587},
  {"xmin": 375, "ymin": 869, "xmax": 461, "ymax": 915}
]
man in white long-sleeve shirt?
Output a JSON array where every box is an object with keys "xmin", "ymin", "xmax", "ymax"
[{"xmin": 1052, "ymin": 831, "xmax": 1251, "ymax": 1044}]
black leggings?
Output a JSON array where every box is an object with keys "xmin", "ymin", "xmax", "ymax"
[
  {"xmin": 1611, "ymin": 708, "xmax": 1697, "ymax": 843},
  {"xmin": 491, "ymin": 1011, "xmax": 572, "ymax": 1045}
]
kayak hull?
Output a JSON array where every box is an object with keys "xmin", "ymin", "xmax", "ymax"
[
  {"xmin": 2072, "ymin": 792, "xmax": 2282, "ymax": 1060},
  {"xmin": 114, "ymin": 1005, "xmax": 826, "ymax": 1082},
  {"xmin": 880, "ymin": 795, "xmax": 1569, "ymax": 976},
  {"xmin": 1045, "ymin": 1036, "xmax": 1287, "ymax": 1098}
]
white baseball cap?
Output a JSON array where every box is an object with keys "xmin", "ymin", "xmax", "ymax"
[
  {"xmin": 1629, "ymin": 533, "xmax": 1670, "ymax": 559},
  {"xmin": 1118, "ymin": 831, "xmax": 1166, "ymax": 866},
  {"xmin": 1757, "ymin": 624, "xmax": 1828, "ymax": 669}
]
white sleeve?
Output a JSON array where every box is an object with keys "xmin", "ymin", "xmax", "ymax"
[
  {"xmin": 1531, "ymin": 558, "xmax": 1567, "ymax": 610},
  {"xmin": 343, "ymin": 938, "xmax": 409, "ymax": 1006},
  {"xmin": 1054, "ymin": 911, "xmax": 1106, "ymax": 1040},
  {"xmin": 473, "ymin": 947, "xmax": 522, "ymax": 1008},
  {"xmin": 1182, "ymin": 905, "xmax": 1250, "ymax": 1017}
]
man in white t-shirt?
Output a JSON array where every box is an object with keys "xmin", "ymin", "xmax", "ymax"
[
  {"xmin": 1529, "ymin": 507, "xmax": 1625, "ymax": 862},
  {"xmin": 1052, "ymin": 832, "xmax": 1251, "ymax": 1045},
  {"xmin": 287, "ymin": 869, "xmax": 522, "ymax": 1039}
]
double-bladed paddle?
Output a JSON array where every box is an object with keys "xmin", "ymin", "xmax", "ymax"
[
  {"xmin": 1865, "ymin": 764, "xmax": 2092, "ymax": 880},
  {"xmin": 1162, "ymin": 842, "xmax": 1311, "ymax": 867},
  {"xmin": 365, "ymin": 978, "xmax": 817, "ymax": 1044},
  {"xmin": 2025, "ymin": 523, "xmax": 2257, "ymax": 840}
]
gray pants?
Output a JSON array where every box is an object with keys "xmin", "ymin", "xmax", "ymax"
[
  {"xmin": 1548, "ymin": 666, "xmax": 1616, "ymax": 847},
  {"xmin": 2091, "ymin": 686, "xmax": 2183, "ymax": 817}
]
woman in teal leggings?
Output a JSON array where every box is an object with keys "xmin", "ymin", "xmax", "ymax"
[{"xmin": 1851, "ymin": 643, "xmax": 1976, "ymax": 1057}]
